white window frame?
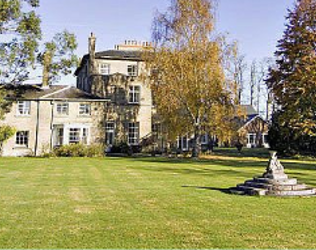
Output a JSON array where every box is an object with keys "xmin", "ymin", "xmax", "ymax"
[
  {"xmin": 262, "ymin": 133, "xmax": 269, "ymax": 144},
  {"xmin": 128, "ymin": 122, "xmax": 139, "ymax": 145},
  {"xmin": 68, "ymin": 127, "xmax": 89, "ymax": 145},
  {"xmin": 15, "ymin": 131, "xmax": 29, "ymax": 147},
  {"xmin": 247, "ymin": 133, "xmax": 256, "ymax": 145},
  {"xmin": 105, "ymin": 122, "xmax": 115, "ymax": 145},
  {"xmin": 56, "ymin": 102, "xmax": 69, "ymax": 115},
  {"xmin": 128, "ymin": 85, "xmax": 141, "ymax": 104},
  {"xmin": 99, "ymin": 63, "xmax": 110, "ymax": 75},
  {"xmin": 79, "ymin": 103, "xmax": 91, "ymax": 116},
  {"xmin": 177, "ymin": 136, "xmax": 189, "ymax": 151},
  {"xmin": 55, "ymin": 126, "xmax": 64, "ymax": 146},
  {"xmin": 127, "ymin": 64, "xmax": 138, "ymax": 77},
  {"xmin": 16, "ymin": 101, "xmax": 31, "ymax": 116},
  {"xmin": 82, "ymin": 127, "xmax": 89, "ymax": 144}
]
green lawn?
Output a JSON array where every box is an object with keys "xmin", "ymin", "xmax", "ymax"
[{"xmin": 1, "ymin": 151, "xmax": 316, "ymax": 249}]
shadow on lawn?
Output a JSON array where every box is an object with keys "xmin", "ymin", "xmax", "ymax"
[
  {"xmin": 182, "ymin": 185, "xmax": 232, "ymax": 194},
  {"xmin": 131, "ymin": 156, "xmax": 316, "ymax": 171},
  {"xmin": 130, "ymin": 156, "xmax": 316, "ymax": 186},
  {"xmin": 129, "ymin": 165, "xmax": 254, "ymax": 179}
]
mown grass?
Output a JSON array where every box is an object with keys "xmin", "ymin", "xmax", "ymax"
[{"xmin": 0, "ymin": 150, "xmax": 316, "ymax": 249}]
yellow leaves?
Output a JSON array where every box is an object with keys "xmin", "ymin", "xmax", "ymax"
[{"xmin": 147, "ymin": 0, "xmax": 239, "ymax": 143}]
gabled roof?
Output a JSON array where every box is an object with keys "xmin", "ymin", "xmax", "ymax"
[
  {"xmin": 42, "ymin": 86, "xmax": 103, "ymax": 100},
  {"xmin": 237, "ymin": 115, "xmax": 268, "ymax": 132},
  {"xmin": 1, "ymin": 84, "xmax": 107, "ymax": 101},
  {"xmin": 234, "ymin": 105, "xmax": 268, "ymax": 132}
]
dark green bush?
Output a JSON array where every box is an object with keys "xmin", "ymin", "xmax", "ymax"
[{"xmin": 110, "ymin": 141, "xmax": 133, "ymax": 155}]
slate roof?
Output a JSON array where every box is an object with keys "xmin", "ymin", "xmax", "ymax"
[
  {"xmin": 1, "ymin": 84, "xmax": 65, "ymax": 99},
  {"xmin": 95, "ymin": 50, "xmax": 142, "ymax": 60},
  {"xmin": 45, "ymin": 86, "xmax": 104, "ymax": 100},
  {"xmin": 241, "ymin": 105, "xmax": 258, "ymax": 116},
  {"xmin": 74, "ymin": 50, "xmax": 143, "ymax": 76},
  {"xmin": 1, "ymin": 84, "xmax": 106, "ymax": 101}
]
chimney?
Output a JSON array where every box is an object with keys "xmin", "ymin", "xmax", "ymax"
[{"xmin": 89, "ymin": 32, "xmax": 96, "ymax": 75}]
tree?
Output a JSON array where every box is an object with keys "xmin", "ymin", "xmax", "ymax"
[
  {"xmin": 0, "ymin": 1, "xmax": 78, "ymax": 155},
  {"xmin": 249, "ymin": 58, "xmax": 273, "ymax": 118},
  {"xmin": 1, "ymin": 1, "xmax": 78, "ymax": 86},
  {"xmin": 0, "ymin": 0, "xmax": 41, "ymax": 84},
  {"xmin": 0, "ymin": 125, "xmax": 15, "ymax": 155},
  {"xmin": 38, "ymin": 30, "xmax": 78, "ymax": 86},
  {"xmin": 267, "ymin": 0, "xmax": 316, "ymax": 154},
  {"xmin": 147, "ymin": 0, "xmax": 238, "ymax": 158},
  {"xmin": 231, "ymin": 43, "xmax": 247, "ymax": 105}
]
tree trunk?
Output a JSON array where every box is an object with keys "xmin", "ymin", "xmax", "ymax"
[
  {"xmin": 42, "ymin": 51, "xmax": 52, "ymax": 87},
  {"xmin": 191, "ymin": 124, "xmax": 201, "ymax": 159}
]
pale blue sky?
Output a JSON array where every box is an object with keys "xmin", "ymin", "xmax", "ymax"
[{"xmin": 35, "ymin": 0, "xmax": 295, "ymax": 85}]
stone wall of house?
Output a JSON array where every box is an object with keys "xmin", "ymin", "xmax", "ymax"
[
  {"xmin": 77, "ymin": 57, "xmax": 153, "ymax": 147},
  {"xmin": 1, "ymin": 101, "xmax": 39, "ymax": 156},
  {"xmin": 0, "ymin": 100, "xmax": 105, "ymax": 157}
]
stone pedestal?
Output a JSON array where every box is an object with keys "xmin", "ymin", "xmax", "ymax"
[{"xmin": 230, "ymin": 151, "xmax": 316, "ymax": 196}]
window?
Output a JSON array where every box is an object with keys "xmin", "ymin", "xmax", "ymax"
[
  {"xmin": 82, "ymin": 128, "xmax": 88, "ymax": 144},
  {"xmin": 105, "ymin": 122, "xmax": 115, "ymax": 145},
  {"xmin": 248, "ymin": 133, "xmax": 256, "ymax": 144},
  {"xmin": 15, "ymin": 131, "xmax": 29, "ymax": 147},
  {"xmin": 127, "ymin": 65, "xmax": 138, "ymax": 77},
  {"xmin": 68, "ymin": 127, "xmax": 89, "ymax": 144},
  {"xmin": 129, "ymin": 85, "xmax": 140, "ymax": 103},
  {"xmin": 263, "ymin": 134, "xmax": 269, "ymax": 144},
  {"xmin": 69, "ymin": 128, "xmax": 80, "ymax": 144},
  {"xmin": 56, "ymin": 127, "xmax": 64, "ymax": 146},
  {"xmin": 128, "ymin": 122, "xmax": 139, "ymax": 145},
  {"xmin": 79, "ymin": 103, "xmax": 91, "ymax": 115},
  {"xmin": 17, "ymin": 101, "xmax": 30, "ymax": 116},
  {"xmin": 201, "ymin": 134, "xmax": 209, "ymax": 145},
  {"xmin": 177, "ymin": 136, "xmax": 188, "ymax": 151},
  {"xmin": 99, "ymin": 63, "xmax": 110, "ymax": 75},
  {"xmin": 56, "ymin": 103, "xmax": 69, "ymax": 115}
]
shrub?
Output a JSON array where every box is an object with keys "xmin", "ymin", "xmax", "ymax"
[
  {"xmin": 235, "ymin": 140, "xmax": 243, "ymax": 153},
  {"xmin": 110, "ymin": 141, "xmax": 132, "ymax": 155},
  {"xmin": 0, "ymin": 125, "xmax": 16, "ymax": 156},
  {"xmin": 53, "ymin": 144, "xmax": 104, "ymax": 157},
  {"xmin": 85, "ymin": 144, "xmax": 104, "ymax": 157}
]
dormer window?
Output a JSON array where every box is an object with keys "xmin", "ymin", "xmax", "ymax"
[
  {"xmin": 127, "ymin": 65, "xmax": 138, "ymax": 77},
  {"xmin": 99, "ymin": 63, "xmax": 110, "ymax": 75}
]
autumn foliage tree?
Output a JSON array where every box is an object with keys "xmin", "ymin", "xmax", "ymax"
[
  {"xmin": 267, "ymin": 0, "xmax": 316, "ymax": 155},
  {"xmin": 147, "ymin": 0, "xmax": 238, "ymax": 158}
]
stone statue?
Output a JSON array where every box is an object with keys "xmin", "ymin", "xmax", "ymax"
[{"xmin": 263, "ymin": 151, "xmax": 288, "ymax": 180}]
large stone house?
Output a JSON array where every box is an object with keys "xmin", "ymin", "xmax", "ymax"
[
  {"xmin": 74, "ymin": 34, "xmax": 153, "ymax": 148},
  {"xmin": 0, "ymin": 35, "xmax": 269, "ymax": 157},
  {"xmin": 0, "ymin": 84, "xmax": 108, "ymax": 156}
]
